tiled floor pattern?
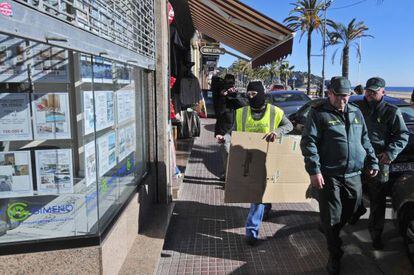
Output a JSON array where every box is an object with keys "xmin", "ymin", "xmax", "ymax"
[{"xmin": 156, "ymin": 119, "xmax": 413, "ymax": 275}]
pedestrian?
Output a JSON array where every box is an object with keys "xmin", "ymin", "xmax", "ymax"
[
  {"xmin": 214, "ymin": 74, "xmax": 247, "ymax": 180},
  {"xmin": 350, "ymin": 77, "xmax": 409, "ymax": 249},
  {"xmin": 354, "ymin": 84, "xmax": 364, "ymax": 95},
  {"xmin": 233, "ymin": 81, "xmax": 293, "ymax": 246},
  {"xmin": 300, "ymin": 76, "xmax": 379, "ymax": 275}
]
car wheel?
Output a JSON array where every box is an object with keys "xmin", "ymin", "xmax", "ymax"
[{"xmin": 403, "ymin": 211, "xmax": 414, "ymax": 266}]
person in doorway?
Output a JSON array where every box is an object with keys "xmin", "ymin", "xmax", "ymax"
[
  {"xmin": 214, "ymin": 74, "xmax": 247, "ymax": 180},
  {"xmin": 349, "ymin": 77, "xmax": 408, "ymax": 249},
  {"xmin": 233, "ymin": 81, "xmax": 293, "ymax": 246},
  {"xmin": 300, "ymin": 76, "xmax": 379, "ymax": 275}
]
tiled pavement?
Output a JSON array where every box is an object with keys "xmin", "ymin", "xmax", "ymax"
[{"xmin": 156, "ymin": 119, "xmax": 413, "ymax": 275}]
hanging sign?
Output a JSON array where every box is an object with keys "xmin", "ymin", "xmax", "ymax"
[
  {"xmin": 200, "ymin": 46, "xmax": 226, "ymax": 55},
  {"xmin": 0, "ymin": 2, "xmax": 13, "ymax": 17}
]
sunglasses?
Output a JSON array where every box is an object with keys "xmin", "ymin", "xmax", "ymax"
[{"xmin": 365, "ymin": 89, "xmax": 382, "ymax": 95}]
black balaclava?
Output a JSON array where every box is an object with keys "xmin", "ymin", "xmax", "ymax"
[{"xmin": 247, "ymin": 81, "xmax": 265, "ymax": 109}]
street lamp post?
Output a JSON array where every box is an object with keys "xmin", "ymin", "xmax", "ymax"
[{"xmin": 321, "ymin": 0, "xmax": 331, "ymax": 98}]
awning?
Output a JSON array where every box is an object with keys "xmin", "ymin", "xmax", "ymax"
[{"xmin": 187, "ymin": 0, "xmax": 294, "ymax": 68}]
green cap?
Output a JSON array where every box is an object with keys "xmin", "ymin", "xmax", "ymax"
[
  {"xmin": 330, "ymin": 76, "xmax": 351, "ymax": 95},
  {"xmin": 365, "ymin": 77, "xmax": 385, "ymax": 91}
]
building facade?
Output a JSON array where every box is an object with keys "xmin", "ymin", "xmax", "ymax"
[{"xmin": 0, "ymin": 0, "xmax": 171, "ymax": 273}]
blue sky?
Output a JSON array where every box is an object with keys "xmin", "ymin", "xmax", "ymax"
[{"xmin": 218, "ymin": 0, "xmax": 414, "ymax": 87}]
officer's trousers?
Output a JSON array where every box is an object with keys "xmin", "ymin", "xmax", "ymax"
[
  {"xmin": 367, "ymin": 177, "xmax": 392, "ymax": 240},
  {"xmin": 318, "ymin": 175, "xmax": 362, "ymax": 258}
]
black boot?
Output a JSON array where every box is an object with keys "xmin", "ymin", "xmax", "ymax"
[{"xmin": 326, "ymin": 254, "xmax": 341, "ymax": 275}]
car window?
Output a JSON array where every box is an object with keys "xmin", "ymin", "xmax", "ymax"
[
  {"xmin": 271, "ymin": 93, "xmax": 310, "ymax": 103},
  {"xmin": 399, "ymin": 106, "xmax": 414, "ymax": 124}
]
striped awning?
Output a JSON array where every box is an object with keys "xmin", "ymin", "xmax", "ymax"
[{"xmin": 187, "ymin": 0, "xmax": 294, "ymax": 68}]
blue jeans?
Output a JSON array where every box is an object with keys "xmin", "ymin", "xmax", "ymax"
[{"xmin": 245, "ymin": 203, "xmax": 272, "ymax": 239}]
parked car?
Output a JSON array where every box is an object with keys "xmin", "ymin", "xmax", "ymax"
[
  {"xmin": 392, "ymin": 172, "xmax": 414, "ymax": 265},
  {"xmin": 266, "ymin": 90, "xmax": 311, "ymax": 116},
  {"xmin": 289, "ymin": 95, "xmax": 414, "ymax": 264},
  {"xmin": 268, "ymin": 83, "xmax": 286, "ymax": 92},
  {"xmin": 201, "ymin": 89, "xmax": 215, "ymax": 118}
]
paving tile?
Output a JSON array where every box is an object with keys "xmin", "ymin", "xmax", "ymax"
[{"xmin": 155, "ymin": 119, "xmax": 411, "ymax": 275}]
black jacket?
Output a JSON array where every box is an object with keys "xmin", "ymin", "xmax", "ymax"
[
  {"xmin": 214, "ymin": 92, "xmax": 247, "ymax": 136},
  {"xmin": 354, "ymin": 97, "xmax": 409, "ymax": 161},
  {"xmin": 300, "ymin": 99, "xmax": 379, "ymax": 177}
]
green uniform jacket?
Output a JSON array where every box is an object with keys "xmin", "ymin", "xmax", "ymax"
[
  {"xmin": 300, "ymin": 99, "xmax": 379, "ymax": 177},
  {"xmin": 354, "ymin": 97, "xmax": 409, "ymax": 161}
]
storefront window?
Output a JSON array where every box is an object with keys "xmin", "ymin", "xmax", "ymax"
[{"xmin": 0, "ymin": 34, "xmax": 150, "ymax": 245}]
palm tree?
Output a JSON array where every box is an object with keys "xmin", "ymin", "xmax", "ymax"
[
  {"xmin": 284, "ymin": 0, "xmax": 324, "ymax": 94},
  {"xmin": 268, "ymin": 61, "xmax": 281, "ymax": 83},
  {"xmin": 279, "ymin": 62, "xmax": 295, "ymax": 88},
  {"xmin": 327, "ymin": 18, "xmax": 372, "ymax": 78}
]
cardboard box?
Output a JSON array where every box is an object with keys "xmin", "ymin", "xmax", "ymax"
[{"xmin": 224, "ymin": 132, "xmax": 310, "ymax": 203}]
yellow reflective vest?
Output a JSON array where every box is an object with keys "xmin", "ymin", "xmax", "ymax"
[{"xmin": 235, "ymin": 104, "xmax": 284, "ymax": 133}]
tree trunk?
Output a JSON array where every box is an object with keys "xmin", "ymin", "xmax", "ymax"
[
  {"xmin": 342, "ymin": 46, "xmax": 349, "ymax": 78},
  {"xmin": 307, "ymin": 31, "xmax": 312, "ymax": 95}
]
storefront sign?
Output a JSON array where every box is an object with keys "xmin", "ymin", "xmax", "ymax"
[
  {"xmin": 200, "ymin": 46, "xmax": 226, "ymax": 55},
  {"xmin": 6, "ymin": 202, "xmax": 75, "ymax": 222},
  {"xmin": 0, "ymin": 2, "xmax": 13, "ymax": 17}
]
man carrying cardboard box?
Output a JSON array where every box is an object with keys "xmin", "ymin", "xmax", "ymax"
[
  {"xmin": 300, "ymin": 76, "xmax": 379, "ymax": 275},
  {"xmin": 233, "ymin": 81, "xmax": 293, "ymax": 246}
]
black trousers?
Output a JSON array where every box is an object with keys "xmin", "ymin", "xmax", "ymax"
[
  {"xmin": 367, "ymin": 178, "xmax": 392, "ymax": 240},
  {"xmin": 318, "ymin": 175, "xmax": 362, "ymax": 258}
]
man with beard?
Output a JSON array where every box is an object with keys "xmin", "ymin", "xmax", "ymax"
[
  {"xmin": 300, "ymin": 76, "xmax": 379, "ymax": 275},
  {"xmin": 350, "ymin": 77, "xmax": 408, "ymax": 250},
  {"xmin": 233, "ymin": 81, "xmax": 293, "ymax": 246}
]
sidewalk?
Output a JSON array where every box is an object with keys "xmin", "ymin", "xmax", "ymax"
[{"xmin": 155, "ymin": 119, "xmax": 413, "ymax": 275}]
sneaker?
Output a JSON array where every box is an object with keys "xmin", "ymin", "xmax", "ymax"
[
  {"xmin": 326, "ymin": 255, "xmax": 341, "ymax": 275},
  {"xmin": 372, "ymin": 237, "xmax": 384, "ymax": 250},
  {"xmin": 246, "ymin": 236, "xmax": 258, "ymax": 246},
  {"xmin": 348, "ymin": 206, "xmax": 367, "ymax": 225}
]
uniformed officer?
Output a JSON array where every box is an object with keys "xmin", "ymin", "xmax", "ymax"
[
  {"xmin": 300, "ymin": 76, "xmax": 379, "ymax": 275},
  {"xmin": 233, "ymin": 81, "xmax": 293, "ymax": 246},
  {"xmin": 353, "ymin": 77, "xmax": 409, "ymax": 249}
]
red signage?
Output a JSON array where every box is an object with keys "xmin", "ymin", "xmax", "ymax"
[
  {"xmin": 0, "ymin": 2, "xmax": 12, "ymax": 16},
  {"xmin": 168, "ymin": 2, "xmax": 174, "ymax": 25}
]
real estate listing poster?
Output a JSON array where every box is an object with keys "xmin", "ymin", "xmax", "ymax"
[
  {"xmin": 0, "ymin": 151, "xmax": 33, "ymax": 198},
  {"xmin": 93, "ymin": 57, "xmax": 113, "ymax": 84},
  {"xmin": 29, "ymin": 43, "xmax": 69, "ymax": 83},
  {"xmin": 118, "ymin": 124, "xmax": 136, "ymax": 161},
  {"xmin": 83, "ymin": 91, "xmax": 114, "ymax": 135},
  {"xmin": 84, "ymin": 141, "xmax": 97, "ymax": 187},
  {"xmin": 0, "ymin": 93, "xmax": 33, "ymax": 141},
  {"xmin": 35, "ymin": 149, "xmax": 74, "ymax": 195},
  {"xmin": 0, "ymin": 35, "xmax": 28, "ymax": 82},
  {"xmin": 32, "ymin": 93, "xmax": 71, "ymax": 140},
  {"xmin": 97, "ymin": 131, "xmax": 116, "ymax": 177},
  {"xmin": 80, "ymin": 54, "xmax": 93, "ymax": 82},
  {"xmin": 116, "ymin": 90, "xmax": 135, "ymax": 124}
]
